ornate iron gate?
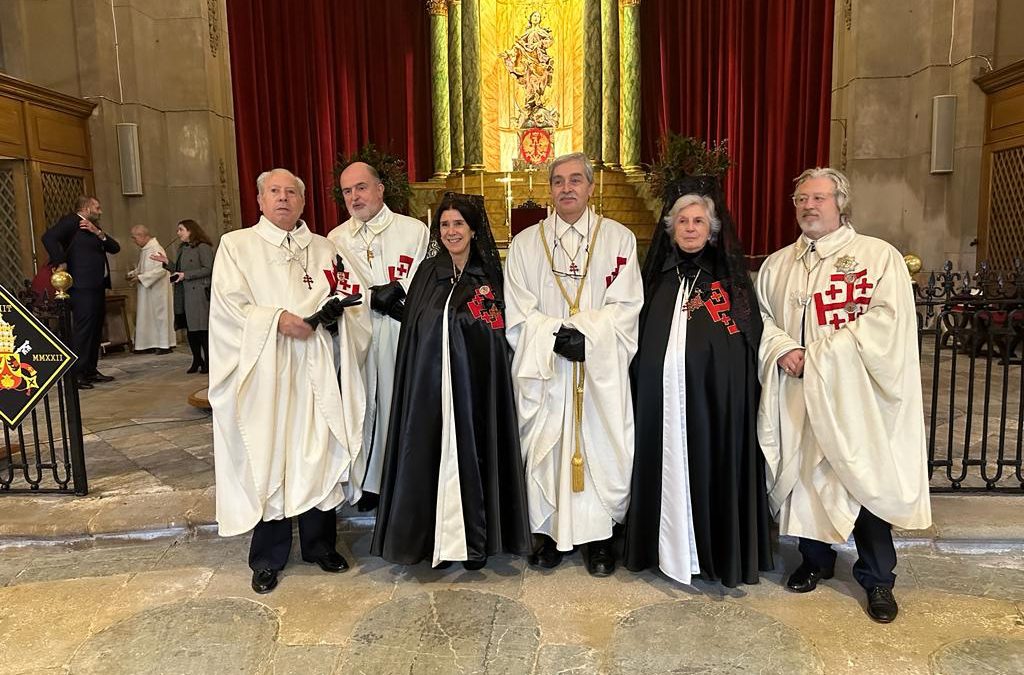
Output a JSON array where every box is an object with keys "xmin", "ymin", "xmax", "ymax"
[
  {"xmin": 917, "ymin": 260, "xmax": 1023, "ymax": 492},
  {"xmin": 1, "ymin": 286, "xmax": 87, "ymax": 495}
]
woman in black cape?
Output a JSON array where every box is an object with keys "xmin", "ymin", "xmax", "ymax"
[
  {"xmin": 370, "ymin": 193, "xmax": 532, "ymax": 569},
  {"xmin": 623, "ymin": 176, "xmax": 774, "ymax": 587}
]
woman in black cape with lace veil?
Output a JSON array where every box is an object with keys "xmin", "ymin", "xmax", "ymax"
[
  {"xmin": 371, "ymin": 193, "xmax": 532, "ymax": 569},
  {"xmin": 623, "ymin": 175, "xmax": 774, "ymax": 587}
]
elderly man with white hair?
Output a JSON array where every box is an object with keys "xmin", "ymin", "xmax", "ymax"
[
  {"xmin": 209, "ymin": 168, "xmax": 370, "ymax": 594},
  {"xmin": 755, "ymin": 167, "xmax": 932, "ymax": 623},
  {"xmin": 127, "ymin": 225, "xmax": 175, "ymax": 353}
]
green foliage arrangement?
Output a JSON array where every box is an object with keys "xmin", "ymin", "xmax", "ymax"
[
  {"xmin": 332, "ymin": 144, "xmax": 413, "ymax": 216},
  {"xmin": 646, "ymin": 132, "xmax": 732, "ymax": 197}
]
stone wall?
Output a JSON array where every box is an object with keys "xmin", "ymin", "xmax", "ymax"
[
  {"xmin": 830, "ymin": 0, "xmax": 1021, "ymax": 271},
  {"xmin": 0, "ymin": 0, "xmax": 240, "ymax": 287}
]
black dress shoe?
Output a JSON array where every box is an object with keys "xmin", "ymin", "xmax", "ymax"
[
  {"xmin": 866, "ymin": 587, "xmax": 899, "ymax": 623},
  {"xmin": 529, "ymin": 539, "xmax": 564, "ymax": 569},
  {"xmin": 186, "ymin": 362, "xmax": 201, "ymax": 374},
  {"xmin": 303, "ymin": 550, "xmax": 349, "ymax": 573},
  {"xmin": 434, "ymin": 561, "xmax": 453, "ymax": 570},
  {"xmin": 356, "ymin": 492, "xmax": 379, "ymax": 512},
  {"xmin": 251, "ymin": 569, "xmax": 279, "ymax": 594},
  {"xmin": 462, "ymin": 558, "xmax": 486, "ymax": 571},
  {"xmin": 75, "ymin": 378, "xmax": 94, "ymax": 390},
  {"xmin": 785, "ymin": 563, "xmax": 834, "ymax": 593},
  {"xmin": 154, "ymin": 348, "xmax": 173, "ymax": 355},
  {"xmin": 89, "ymin": 372, "xmax": 115, "ymax": 383},
  {"xmin": 586, "ymin": 541, "xmax": 616, "ymax": 577}
]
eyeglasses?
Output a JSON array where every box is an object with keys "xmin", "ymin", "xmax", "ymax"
[{"xmin": 792, "ymin": 193, "xmax": 834, "ymax": 207}]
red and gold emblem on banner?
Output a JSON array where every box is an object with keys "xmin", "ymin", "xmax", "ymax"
[{"xmin": 519, "ymin": 127, "xmax": 554, "ymax": 165}]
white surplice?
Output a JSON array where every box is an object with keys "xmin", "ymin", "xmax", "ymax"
[
  {"xmin": 209, "ymin": 216, "xmax": 371, "ymax": 537},
  {"xmin": 433, "ymin": 282, "xmax": 466, "ymax": 567},
  {"xmin": 756, "ymin": 224, "xmax": 932, "ymax": 544},
  {"xmin": 327, "ymin": 205, "xmax": 429, "ymax": 493},
  {"xmin": 505, "ymin": 209, "xmax": 642, "ymax": 550},
  {"xmin": 132, "ymin": 237, "xmax": 175, "ymax": 350}
]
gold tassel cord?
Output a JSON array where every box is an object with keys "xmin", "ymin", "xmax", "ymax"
[{"xmin": 570, "ymin": 359, "xmax": 586, "ymax": 492}]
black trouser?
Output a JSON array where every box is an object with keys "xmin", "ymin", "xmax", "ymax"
[
  {"xmin": 798, "ymin": 508, "xmax": 897, "ymax": 590},
  {"xmin": 186, "ymin": 330, "xmax": 208, "ymax": 368},
  {"xmin": 69, "ymin": 288, "xmax": 105, "ymax": 377},
  {"xmin": 248, "ymin": 508, "xmax": 337, "ymax": 571}
]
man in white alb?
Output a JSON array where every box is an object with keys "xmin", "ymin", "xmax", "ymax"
[
  {"xmin": 328, "ymin": 161, "xmax": 429, "ymax": 508},
  {"xmin": 209, "ymin": 168, "xmax": 370, "ymax": 594},
  {"xmin": 504, "ymin": 152, "xmax": 642, "ymax": 577},
  {"xmin": 756, "ymin": 167, "xmax": 932, "ymax": 623},
  {"xmin": 127, "ymin": 225, "xmax": 175, "ymax": 353}
]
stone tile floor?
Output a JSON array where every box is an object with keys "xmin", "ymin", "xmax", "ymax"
[{"xmin": 1, "ymin": 351, "xmax": 1024, "ymax": 673}]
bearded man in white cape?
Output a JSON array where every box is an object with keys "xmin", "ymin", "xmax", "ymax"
[
  {"xmin": 127, "ymin": 225, "xmax": 175, "ymax": 353},
  {"xmin": 209, "ymin": 168, "xmax": 370, "ymax": 595},
  {"xmin": 756, "ymin": 167, "xmax": 931, "ymax": 623},
  {"xmin": 328, "ymin": 161, "xmax": 429, "ymax": 510},
  {"xmin": 505, "ymin": 152, "xmax": 642, "ymax": 577}
]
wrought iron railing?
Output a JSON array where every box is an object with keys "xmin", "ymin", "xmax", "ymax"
[
  {"xmin": 916, "ymin": 259, "xmax": 1023, "ymax": 492},
  {"xmin": 0, "ymin": 282, "xmax": 87, "ymax": 494}
]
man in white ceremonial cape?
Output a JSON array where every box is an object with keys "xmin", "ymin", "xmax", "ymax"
[
  {"xmin": 756, "ymin": 167, "xmax": 931, "ymax": 623},
  {"xmin": 209, "ymin": 168, "xmax": 371, "ymax": 595},
  {"xmin": 505, "ymin": 152, "xmax": 642, "ymax": 577},
  {"xmin": 328, "ymin": 161, "xmax": 429, "ymax": 508},
  {"xmin": 127, "ymin": 225, "xmax": 175, "ymax": 352}
]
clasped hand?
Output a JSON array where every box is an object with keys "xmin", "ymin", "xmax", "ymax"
[{"xmin": 777, "ymin": 348, "xmax": 805, "ymax": 378}]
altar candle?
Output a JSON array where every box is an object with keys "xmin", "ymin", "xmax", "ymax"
[
  {"xmin": 461, "ymin": 173, "xmax": 466, "ymax": 194},
  {"xmin": 480, "ymin": 171, "xmax": 485, "ymax": 196},
  {"xmin": 427, "ymin": 208, "xmax": 431, "ymax": 229}
]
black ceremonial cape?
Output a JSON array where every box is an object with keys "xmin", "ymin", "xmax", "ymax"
[
  {"xmin": 623, "ymin": 246, "xmax": 774, "ymax": 587},
  {"xmin": 370, "ymin": 251, "xmax": 532, "ymax": 565}
]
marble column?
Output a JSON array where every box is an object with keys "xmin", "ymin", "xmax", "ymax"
[
  {"xmin": 583, "ymin": 0, "xmax": 603, "ymax": 165},
  {"xmin": 447, "ymin": 0, "xmax": 465, "ymax": 174},
  {"xmin": 461, "ymin": 0, "xmax": 485, "ymax": 171},
  {"xmin": 427, "ymin": 0, "xmax": 451, "ymax": 178},
  {"xmin": 619, "ymin": 0, "xmax": 642, "ymax": 173},
  {"xmin": 601, "ymin": 0, "xmax": 621, "ymax": 170}
]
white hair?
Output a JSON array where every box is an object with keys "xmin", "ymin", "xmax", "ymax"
[
  {"xmin": 130, "ymin": 224, "xmax": 150, "ymax": 236},
  {"xmin": 548, "ymin": 152, "xmax": 595, "ymax": 184},
  {"xmin": 663, "ymin": 194, "xmax": 722, "ymax": 244},
  {"xmin": 256, "ymin": 168, "xmax": 306, "ymax": 198},
  {"xmin": 793, "ymin": 167, "xmax": 850, "ymax": 217}
]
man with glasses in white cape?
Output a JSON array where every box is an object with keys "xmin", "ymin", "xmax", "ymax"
[{"xmin": 504, "ymin": 152, "xmax": 642, "ymax": 577}]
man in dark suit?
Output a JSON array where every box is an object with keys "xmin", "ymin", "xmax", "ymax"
[{"xmin": 42, "ymin": 195, "xmax": 121, "ymax": 389}]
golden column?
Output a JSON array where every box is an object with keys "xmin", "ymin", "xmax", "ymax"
[
  {"xmin": 619, "ymin": 0, "xmax": 642, "ymax": 173},
  {"xmin": 447, "ymin": 0, "xmax": 465, "ymax": 174},
  {"xmin": 427, "ymin": 0, "xmax": 452, "ymax": 177},
  {"xmin": 601, "ymin": 0, "xmax": 621, "ymax": 170},
  {"xmin": 583, "ymin": 0, "xmax": 604, "ymax": 165}
]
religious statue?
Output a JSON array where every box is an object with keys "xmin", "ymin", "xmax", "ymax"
[{"xmin": 501, "ymin": 11, "xmax": 559, "ymax": 128}]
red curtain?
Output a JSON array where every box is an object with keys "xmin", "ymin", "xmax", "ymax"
[
  {"xmin": 227, "ymin": 0, "xmax": 433, "ymax": 234},
  {"xmin": 640, "ymin": 0, "xmax": 834, "ymax": 260}
]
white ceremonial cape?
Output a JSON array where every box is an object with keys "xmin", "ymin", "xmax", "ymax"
[
  {"xmin": 327, "ymin": 205, "xmax": 429, "ymax": 493},
  {"xmin": 209, "ymin": 216, "xmax": 371, "ymax": 537},
  {"xmin": 755, "ymin": 224, "xmax": 932, "ymax": 544},
  {"xmin": 505, "ymin": 209, "xmax": 642, "ymax": 550},
  {"xmin": 132, "ymin": 237, "xmax": 175, "ymax": 350}
]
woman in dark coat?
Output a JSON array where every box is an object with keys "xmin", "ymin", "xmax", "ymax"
[
  {"xmin": 371, "ymin": 193, "xmax": 532, "ymax": 570},
  {"xmin": 623, "ymin": 176, "xmax": 774, "ymax": 588},
  {"xmin": 151, "ymin": 219, "xmax": 214, "ymax": 373}
]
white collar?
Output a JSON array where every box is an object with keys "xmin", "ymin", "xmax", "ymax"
[
  {"xmin": 254, "ymin": 215, "xmax": 312, "ymax": 249},
  {"xmin": 553, "ymin": 208, "xmax": 594, "ymax": 239},
  {"xmin": 349, "ymin": 204, "xmax": 393, "ymax": 236}
]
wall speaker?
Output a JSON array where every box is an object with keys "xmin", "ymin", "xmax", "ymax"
[
  {"xmin": 930, "ymin": 95, "xmax": 956, "ymax": 174},
  {"xmin": 116, "ymin": 123, "xmax": 143, "ymax": 195}
]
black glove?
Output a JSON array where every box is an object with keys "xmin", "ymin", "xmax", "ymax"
[
  {"xmin": 304, "ymin": 293, "xmax": 362, "ymax": 330},
  {"xmin": 553, "ymin": 325, "xmax": 585, "ymax": 362},
  {"xmin": 386, "ymin": 299, "xmax": 405, "ymax": 323},
  {"xmin": 369, "ymin": 281, "xmax": 407, "ymax": 317}
]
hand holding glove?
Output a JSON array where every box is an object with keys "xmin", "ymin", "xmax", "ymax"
[
  {"xmin": 552, "ymin": 325, "xmax": 586, "ymax": 362},
  {"xmin": 304, "ymin": 292, "xmax": 363, "ymax": 330}
]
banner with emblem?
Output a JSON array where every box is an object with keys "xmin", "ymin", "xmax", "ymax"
[{"xmin": 0, "ymin": 284, "xmax": 77, "ymax": 428}]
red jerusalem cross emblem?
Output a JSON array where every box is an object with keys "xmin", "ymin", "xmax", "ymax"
[
  {"xmin": 467, "ymin": 285, "xmax": 504, "ymax": 330},
  {"xmin": 323, "ymin": 260, "xmax": 361, "ymax": 297},
  {"xmin": 814, "ymin": 268, "xmax": 874, "ymax": 329},
  {"xmin": 605, "ymin": 256, "xmax": 627, "ymax": 288},
  {"xmin": 388, "ymin": 255, "xmax": 414, "ymax": 282},
  {"xmin": 703, "ymin": 282, "xmax": 740, "ymax": 334}
]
